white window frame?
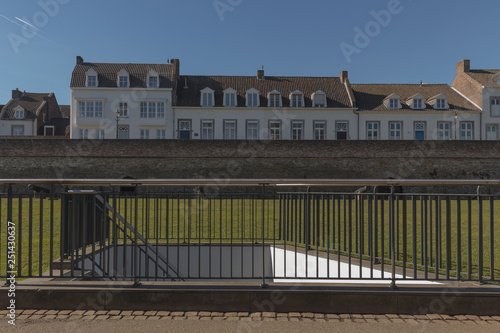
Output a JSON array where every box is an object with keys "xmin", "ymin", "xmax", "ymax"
[
  {"xmin": 291, "ymin": 121, "xmax": 304, "ymax": 140},
  {"xmin": 201, "ymin": 88, "xmax": 215, "ymax": 107},
  {"xmin": 366, "ymin": 121, "xmax": 380, "ymax": 140},
  {"xmin": 413, "ymin": 99, "xmax": 424, "ymax": 109},
  {"xmin": 437, "ymin": 122, "xmax": 451, "ymax": 140},
  {"xmin": 246, "ymin": 120, "xmax": 259, "ymax": 140},
  {"xmin": 178, "ymin": 120, "xmax": 192, "ymax": 139},
  {"xmin": 389, "ymin": 99, "xmax": 399, "ymax": 109},
  {"xmin": 312, "ymin": 91, "xmax": 327, "ymax": 108},
  {"xmin": 157, "ymin": 129, "xmax": 166, "ymax": 139},
  {"xmin": 436, "ymin": 99, "xmax": 447, "ymax": 109},
  {"xmin": 268, "ymin": 90, "xmax": 282, "ymax": 108},
  {"xmin": 12, "ymin": 125, "xmax": 24, "ymax": 136},
  {"xmin": 460, "ymin": 122, "xmax": 474, "ymax": 140},
  {"xmin": 78, "ymin": 129, "xmax": 89, "ymax": 139},
  {"xmin": 140, "ymin": 129, "xmax": 150, "ymax": 139},
  {"xmin": 201, "ymin": 120, "xmax": 214, "ymax": 140},
  {"xmin": 335, "ymin": 121, "xmax": 349, "ymax": 140},
  {"xmin": 491, "ymin": 98, "xmax": 500, "ymax": 117},
  {"xmin": 269, "ymin": 121, "xmax": 281, "ymax": 140},
  {"xmin": 13, "ymin": 106, "xmax": 25, "ymax": 119},
  {"xmin": 290, "ymin": 90, "xmax": 304, "ymax": 108},
  {"xmin": 119, "ymin": 102, "xmax": 128, "ymax": 117},
  {"xmin": 389, "ymin": 121, "xmax": 402, "ymax": 140},
  {"xmin": 486, "ymin": 124, "xmax": 498, "ymax": 141},
  {"xmin": 223, "ymin": 120, "xmax": 237, "ymax": 139},
  {"xmin": 223, "ymin": 88, "xmax": 237, "ymax": 107},
  {"xmin": 78, "ymin": 101, "xmax": 104, "ymax": 118},
  {"xmin": 95, "ymin": 129, "xmax": 105, "ymax": 139},
  {"xmin": 44, "ymin": 125, "xmax": 55, "ymax": 136},
  {"xmin": 139, "ymin": 101, "xmax": 165, "ymax": 118},
  {"xmin": 246, "ymin": 89, "xmax": 260, "ymax": 107},
  {"xmin": 118, "ymin": 76, "xmax": 129, "ymax": 88},
  {"xmin": 313, "ymin": 121, "xmax": 326, "ymax": 140},
  {"xmin": 147, "ymin": 70, "xmax": 159, "ymax": 88}
]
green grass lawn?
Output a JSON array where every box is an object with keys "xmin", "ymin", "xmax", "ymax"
[{"xmin": 0, "ymin": 193, "xmax": 499, "ymax": 281}]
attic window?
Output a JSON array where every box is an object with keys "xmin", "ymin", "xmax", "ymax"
[
  {"xmin": 312, "ymin": 91, "xmax": 327, "ymax": 108},
  {"xmin": 119, "ymin": 76, "xmax": 129, "ymax": 88},
  {"xmin": 436, "ymin": 99, "xmax": 446, "ymax": 109},
  {"xmin": 389, "ymin": 99, "xmax": 399, "ymax": 109},
  {"xmin": 246, "ymin": 88, "xmax": 260, "ymax": 107},
  {"xmin": 147, "ymin": 70, "xmax": 159, "ymax": 88},
  {"xmin": 223, "ymin": 88, "xmax": 237, "ymax": 107},
  {"xmin": 414, "ymin": 99, "xmax": 423, "ymax": 109},
  {"xmin": 14, "ymin": 106, "xmax": 25, "ymax": 119},
  {"xmin": 268, "ymin": 90, "xmax": 282, "ymax": 108},
  {"xmin": 290, "ymin": 90, "xmax": 304, "ymax": 108},
  {"xmin": 201, "ymin": 88, "xmax": 215, "ymax": 107}
]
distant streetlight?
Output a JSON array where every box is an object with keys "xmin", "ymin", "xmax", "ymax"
[
  {"xmin": 454, "ymin": 113, "xmax": 458, "ymax": 140},
  {"xmin": 116, "ymin": 109, "xmax": 120, "ymax": 139}
]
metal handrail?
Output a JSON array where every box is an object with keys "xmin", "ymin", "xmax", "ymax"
[{"xmin": 2, "ymin": 178, "xmax": 500, "ymax": 187}]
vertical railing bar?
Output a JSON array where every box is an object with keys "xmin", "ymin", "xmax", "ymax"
[
  {"xmin": 348, "ymin": 195, "xmax": 352, "ymax": 279},
  {"xmin": 412, "ymin": 195, "xmax": 417, "ymax": 279},
  {"xmin": 368, "ymin": 193, "xmax": 373, "ymax": 279},
  {"xmin": 389, "ymin": 186, "xmax": 397, "ymax": 289},
  {"xmin": 477, "ymin": 187, "xmax": 483, "ymax": 282},
  {"xmin": 446, "ymin": 196, "xmax": 451, "ymax": 280},
  {"xmin": 489, "ymin": 195, "xmax": 494, "ymax": 281},
  {"xmin": 49, "ymin": 186, "xmax": 54, "ymax": 278},
  {"xmin": 456, "ymin": 197, "xmax": 462, "ymax": 281},
  {"xmin": 39, "ymin": 195, "xmax": 43, "ymax": 277},
  {"xmin": 435, "ymin": 195, "xmax": 440, "ymax": 280},
  {"xmin": 6, "ymin": 185, "xmax": 13, "ymax": 279},
  {"xmin": 402, "ymin": 195, "xmax": 407, "ymax": 279},
  {"xmin": 133, "ymin": 187, "xmax": 139, "ymax": 286},
  {"xmin": 467, "ymin": 196, "xmax": 472, "ymax": 280},
  {"xmin": 18, "ymin": 194, "xmax": 23, "ymax": 278}
]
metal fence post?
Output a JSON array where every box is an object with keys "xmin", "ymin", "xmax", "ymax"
[
  {"xmin": 389, "ymin": 186, "xmax": 398, "ymax": 289},
  {"xmin": 477, "ymin": 186, "xmax": 483, "ymax": 282},
  {"xmin": 5, "ymin": 185, "xmax": 13, "ymax": 281},
  {"xmin": 261, "ymin": 184, "xmax": 268, "ymax": 288}
]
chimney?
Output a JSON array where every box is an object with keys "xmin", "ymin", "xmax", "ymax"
[
  {"xmin": 456, "ymin": 59, "xmax": 470, "ymax": 73},
  {"xmin": 171, "ymin": 59, "xmax": 180, "ymax": 79},
  {"xmin": 339, "ymin": 71, "xmax": 348, "ymax": 84},
  {"xmin": 257, "ymin": 66, "xmax": 265, "ymax": 80},
  {"xmin": 76, "ymin": 56, "xmax": 84, "ymax": 65},
  {"xmin": 12, "ymin": 88, "xmax": 22, "ymax": 99}
]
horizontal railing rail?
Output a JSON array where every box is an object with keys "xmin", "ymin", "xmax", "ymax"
[{"xmin": 0, "ymin": 179, "xmax": 498, "ymax": 287}]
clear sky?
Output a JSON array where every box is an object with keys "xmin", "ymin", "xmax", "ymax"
[{"xmin": 0, "ymin": 0, "xmax": 498, "ymax": 105}]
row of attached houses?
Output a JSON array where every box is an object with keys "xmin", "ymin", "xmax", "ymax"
[
  {"xmin": 66, "ymin": 57, "xmax": 498, "ymax": 140},
  {"xmin": 0, "ymin": 89, "xmax": 69, "ymax": 137}
]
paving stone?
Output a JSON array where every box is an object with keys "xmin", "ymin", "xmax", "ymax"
[
  {"xmin": 289, "ymin": 312, "xmax": 301, "ymax": 318},
  {"xmin": 109, "ymin": 316, "xmax": 122, "ymax": 320},
  {"xmin": 132, "ymin": 311, "xmax": 145, "ymax": 316},
  {"xmin": 262, "ymin": 312, "xmax": 276, "ymax": 318},
  {"xmin": 58, "ymin": 310, "xmax": 72, "ymax": 315},
  {"xmin": 289, "ymin": 318, "xmax": 300, "ymax": 322},
  {"xmin": 171, "ymin": 311, "xmax": 185, "ymax": 317},
  {"xmin": 144, "ymin": 311, "xmax": 158, "ymax": 316},
  {"xmin": 34, "ymin": 310, "xmax": 48, "ymax": 315},
  {"xmin": 95, "ymin": 310, "xmax": 108, "ymax": 315},
  {"xmin": 188, "ymin": 316, "xmax": 200, "ymax": 320},
  {"xmin": 326, "ymin": 314, "xmax": 340, "ymax": 319},
  {"xmin": 414, "ymin": 315, "xmax": 430, "ymax": 320},
  {"xmin": 95, "ymin": 315, "xmax": 109, "ymax": 320},
  {"xmin": 339, "ymin": 314, "xmax": 351, "ymax": 319},
  {"xmin": 173, "ymin": 316, "xmax": 187, "ymax": 320},
  {"xmin": 122, "ymin": 316, "xmax": 135, "ymax": 320},
  {"xmin": 376, "ymin": 319, "xmax": 392, "ymax": 324},
  {"xmin": 399, "ymin": 314, "xmax": 414, "ymax": 319},
  {"xmin": 440, "ymin": 315, "xmax": 456, "ymax": 320},
  {"xmin": 17, "ymin": 315, "xmax": 30, "ymax": 320},
  {"xmin": 404, "ymin": 319, "xmax": 420, "ymax": 325},
  {"xmin": 362, "ymin": 314, "xmax": 375, "ymax": 319},
  {"xmin": 82, "ymin": 315, "xmax": 96, "ymax": 320},
  {"xmin": 108, "ymin": 310, "xmax": 121, "ymax": 316},
  {"xmin": 147, "ymin": 316, "xmax": 160, "ymax": 320},
  {"xmin": 184, "ymin": 311, "xmax": 198, "ymax": 317},
  {"xmin": 226, "ymin": 317, "xmax": 239, "ymax": 321},
  {"xmin": 492, "ymin": 316, "xmax": 500, "ymax": 321},
  {"xmin": 301, "ymin": 318, "xmax": 314, "ymax": 322},
  {"xmin": 314, "ymin": 313, "xmax": 325, "ymax": 319},
  {"xmin": 386, "ymin": 314, "xmax": 400, "ymax": 319},
  {"xmin": 466, "ymin": 315, "xmax": 481, "ymax": 321},
  {"xmin": 276, "ymin": 313, "xmax": 288, "ymax": 318},
  {"xmin": 427, "ymin": 314, "xmax": 442, "ymax": 320},
  {"xmin": 45, "ymin": 310, "xmax": 60, "ymax": 315},
  {"xmin": 225, "ymin": 312, "xmax": 238, "ymax": 317},
  {"xmin": 198, "ymin": 311, "xmax": 211, "ymax": 317},
  {"xmin": 365, "ymin": 319, "xmax": 378, "ymax": 323},
  {"xmin": 120, "ymin": 311, "xmax": 133, "ymax": 316},
  {"xmin": 134, "ymin": 316, "xmax": 148, "ymax": 320},
  {"xmin": 250, "ymin": 313, "xmax": 262, "ymax": 318},
  {"xmin": 22, "ymin": 310, "xmax": 37, "ymax": 315},
  {"xmin": 83, "ymin": 310, "xmax": 96, "ymax": 316},
  {"xmin": 454, "ymin": 315, "xmax": 468, "ymax": 320},
  {"xmin": 71, "ymin": 310, "xmax": 86, "ymax": 316},
  {"xmin": 301, "ymin": 312, "xmax": 314, "ymax": 318},
  {"xmin": 157, "ymin": 311, "xmax": 171, "ymax": 316},
  {"xmin": 251, "ymin": 317, "xmax": 262, "ymax": 321},
  {"xmin": 353, "ymin": 319, "xmax": 366, "ymax": 323},
  {"xmin": 390, "ymin": 319, "xmax": 405, "ymax": 324},
  {"xmin": 55, "ymin": 315, "xmax": 69, "ymax": 320},
  {"xmin": 43, "ymin": 315, "xmax": 57, "ymax": 320},
  {"xmin": 0, "ymin": 310, "xmax": 9, "ymax": 315},
  {"xmin": 351, "ymin": 314, "xmax": 364, "ymax": 319},
  {"xmin": 211, "ymin": 317, "xmax": 224, "ymax": 321},
  {"xmin": 238, "ymin": 312, "xmax": 250, "ymax": 317},
  {"xmin": 480, "ymin": 316, "xmax": 493, "ymax": 321},
  {"xmin": 28, "ymin": 315, "xmax": 44, "ymax": 320},
  {"xmin": 210, "ymin": 312, "xmax": 224, "ymax": 317},
  {"xmin": 240, "ymin": 317, "xmax": 252, "ymax": 321},
  {"xmin": 263, "ymin": 318, "xmax": 276, "ymax": 321},
  {"xmin": 277, "ymin": 317, "xmax": 289, "ymax": 322}
]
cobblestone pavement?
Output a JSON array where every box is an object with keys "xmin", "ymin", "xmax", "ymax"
[{"xmin": 3, "ymin": 309, "xmax": 500, "ymax": 325}]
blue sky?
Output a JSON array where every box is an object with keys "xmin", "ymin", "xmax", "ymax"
[{"xmin": 0, "ymin": 0, "xmax": 498, "ymax": 105}]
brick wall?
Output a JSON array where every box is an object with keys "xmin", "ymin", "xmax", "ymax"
[{"xmin": 1, "ymin": 139, "xmax": 500, "ymax": 186}]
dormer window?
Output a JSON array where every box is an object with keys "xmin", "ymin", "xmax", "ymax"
[
  {"xmin": 290, "ymin": 90, "xmax": 304, "ymax": 108},
  {"xmin": 407, "ymin": 93, "xmax": 425, "ymax": 110},
  {"xmin": 312, "ymin": 90, "xmax": 327, "ymax": 108},
  {"xmin": 246, "ymin": 88, "xmax": 260, "ymax": 107},
  {"xmin": 384, "ymin": 93, "xmax": 401, "ymax": 109},
  {"xmin": 147, "ymin": 70, "xmax": 159, "ymax": 88},
  {"xmin": 86, "ymin": 69, "xmax": 98, "ymax": 87},
  {"xmin": 14, "ymin": 106, "xmax": 25, "ymax": 119},
  {"xmin": 201, "ymin": 87, "xmax": 215, "ymax": 107},
  {"xmin": 429, "ymin": 94, "xmax": 449, "ymax": 110},
  {"xmin": 117, "ymin": 69, "xmax": 130, "ymax": 88},
  {"xmin": 268, "ymin": 90, "xmax": 282, "ymax": 108},
  {"xmin": 223, "ymin": 88, "xmax": 237, "ymax": 107}
]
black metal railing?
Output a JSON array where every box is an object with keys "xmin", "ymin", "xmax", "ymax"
[{"xmin": 0, "ymin": 179, "xmax": 498, "ymax": 286}]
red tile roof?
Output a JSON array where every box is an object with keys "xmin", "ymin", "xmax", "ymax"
[
  {"xmin": 1, "ymin": 92, "xmax": 52, "ymax": 120},
  {"xmin": 176, "ymin": 75, "xmax": 353, "ymax": 108},
  {"xmin": 464, "ymin": 69, "xmax": 500, "ymax": 87}
]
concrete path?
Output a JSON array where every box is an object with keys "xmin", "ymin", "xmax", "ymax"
[{"xmin": 4, "ymin": 310, "xmax": 500, "ymax": 333}]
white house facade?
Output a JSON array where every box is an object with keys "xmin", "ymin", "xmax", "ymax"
[
  {"xmin": 70, "ymin": 56, "xmax": 179, "ymax": 139},
  {"xmin": 68, "ymin": 57, "xmax": 492, "ymax": 141}
]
